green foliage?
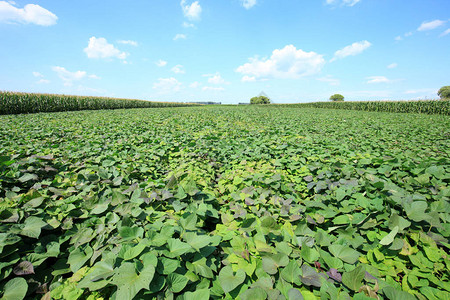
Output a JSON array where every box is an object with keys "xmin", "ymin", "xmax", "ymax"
[
  {"xmin": 0, "ymin": 106, "xmax": 449, "ymax": 299},
  {"xmin": 286, "ymin": 100, "xmax": 450, "ymax": 115},
  {"xmin": 438, "ymin": 86, "xmax": 450, "ymax": 99},
  {"xmin": 250, "ymin": 96, "xmax": 271, "ymax": 104},
  {"xmin": 330, "ymin": 94, "xmax": 344, "ymax": 101},
  {"xmin": 0, "ymin": 91, "xmax": 197, "ymax": 115}
]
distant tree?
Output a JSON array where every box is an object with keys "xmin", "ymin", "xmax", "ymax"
[
  {"xmin": 329, "ymin": 94, "xmax": 344, "ymax": 102},
  {"xmin": 438, "ymin": 86, "xmax": 450, "ymax": 99},
  {"xmin": 250, "ymin": 97, "xmax": 260, "ymax": 104},
  {"xmin": 250, "ymin": 95, "xmax": 271, "ymax": 104}
]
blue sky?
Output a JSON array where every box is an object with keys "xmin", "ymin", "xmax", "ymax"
[{"xmin": 0, "ymin": 0, "xmax": 449, "ymax": 103}]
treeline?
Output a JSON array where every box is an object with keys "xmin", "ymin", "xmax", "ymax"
[{"xmin": 0, "ymin": 91, "xmax": 197, "ymax": 115}]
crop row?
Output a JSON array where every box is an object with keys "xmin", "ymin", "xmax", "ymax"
[
  {"xmin": 0, "ymin": 91, "xmax": 196, "ymax": 115},
  {"xmin": 284, "ymin": 100, "xmax": 450, "ymax": 115}
]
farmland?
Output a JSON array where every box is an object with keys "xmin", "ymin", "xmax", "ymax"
[{"xmin": 0, "ymin": 105, "xmax": 449, "ymax": 299}]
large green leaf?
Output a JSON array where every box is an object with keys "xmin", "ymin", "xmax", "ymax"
[
  {"xmin": 380, "ymin": 226, "xmax": 399, "ymax": 246},
  {"xmin": 342, "ymin": 265, "xmax": 365, "ymax": 291},
  {"xmin": 218, "ymin": 265, "xmax": 246, "ymax": 293},
  {"xmin": 167, "ymin": 273, "xmax": 189, "ymax": 293},
  {"xmin": 68, "ymin": 245, "xmax": 93, "ymax": 273},
  {"xmin": 0, "ymin": 277, "xmax": 28, "ymax": 300},
  {"xmin": 184, "ymin": 232, "xmax": 212, "ymax": 251},
  {"xmin": 20, "ymin": 217, "xmax": 47, "ymax": 238},
  {"xmin": 164, "ymin": 238, "xmax": 193, "ymax": 258},
  {"xmin": 262, "ymin": 253, "xmax": 289, "ymax": 275},
  {"xmin": 178, "ymin": 289, "xmax": 211, "ymax": 300},
  {"xmin": 111, "ymin": 262, "xmax": 155, "ymax": 300},
  {"xmin": 403, "ymin": 201, "xmax": 429, "ymax": 222},
  {"xmin": 329, "ymin": 244, "xmax": 361, "ymax": 264}
]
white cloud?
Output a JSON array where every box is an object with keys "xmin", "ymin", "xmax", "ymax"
[
  {"xmin": 204, "ymin": 73, "xmax": 228, "ymax": 85},
  {"xmin": 326, "ymin": 0, "xmax": 361, "ymax": 7},
  {"xmin": 88, "ymin": 74, "xmax": 101, "ymax": 79},
  {"xmin": 331, "ymin": 40, "xmax": 371, "ymax": 62},
  {"xmin": 395, "ymin": 32, "xmax": 413, "ymax": 41},
  {"xmin": 32, "ymin": 71, "xmax": 43, "ymax": 77},
  {"xmin": 366, "ymin": 76, "xmax": 392, "ymax": 84},
  {"xmin": 156, "ymin": 59, "xmax": 167, "ymax": 67},
  {"xmin": 180, "ymin": 0, "xmax": 202, "ymax": 21},
  {"xmin": 173, "ymin": 33, "xmax": 187, "ymax": 41},
  {"xmin": 37, "ymin": 79, "xmax": 50, "ymax": 84},
  {"xmin": 418, "ymin": 20, "xmax": 446, "ymax": 31},
  {"xmin": 387, "ymin": 63, "xmax": 398, "ymax": 69},
  {"xmin": 84, "ymin": 37, "xmax": 128, "ymax": 60},
  {"xmin": 317, "ymin": 75, "xmax": 340, "ymax": 86},
  {"xmin": 182, "ymin": 22, "xmax": 195, "ymax": 28},
  {"xmin": 241, "ymin": 75, "xmax": 256, "ymax": 82},
  {"xmin": 202, "ymin": 86, "xmax": 225, "ymax": 91},
  {"xmin": 241, "ymin": 0, "xmax": 257, "ymax": 9},
  {"xmin": 52, "ymin": 66, "xmax": 87, "ymax": 86},
  {"xmin": 189, "ymin": 81, "xmax": 201, "ymax": 88},
  {"xmin": 153, "ymin": 77, "xmax": 182, "ymax": 94},
  {"xmin": 0, "ymin": 1, "xmax": 57, "ymax": 26},
  {"xmin": 171, "ymin": 65, "xmax": 185, "ymax": 74},
  {"xmin": 117, "ymin": 40, "xmax": 138, "ymax": 46},
  {"xmin": 440, "ymin": 28, "xmax": 450, "ymax": 37},
  {"xmin": 236, "ymin": 45, "xmax": 325, "ymax": 79}
]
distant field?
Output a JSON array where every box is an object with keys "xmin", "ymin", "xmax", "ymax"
[
  {"xmin": 0, "ymin": 91, "xmax": 196, "ymax": 115},
  {"xmin": 282, "ymin": 99, "xmax": 450, "ymax": 115},
  {"xmin": 0, "ymin": 106, "xmax": 449, "ymax": 299}
]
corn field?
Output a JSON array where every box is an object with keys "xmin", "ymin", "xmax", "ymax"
[
  {"xmin": 0, "ymin": 91, "xmax": 197, "ymax": 115},
  {"xmin": 285, "ymin": 100, "xmax": 450, "ymax": 115}
]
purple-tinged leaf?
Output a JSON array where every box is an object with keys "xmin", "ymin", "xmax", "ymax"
[
  {"xmin": 326, "ymin": 268, "xmax": 342, "ymax": 282},
  {"xmin": 14, "ymin": 261, "xmax": 35, "ymax": 275}
]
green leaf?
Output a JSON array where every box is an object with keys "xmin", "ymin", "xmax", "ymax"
[
  {"xmin": 119, "ymin": 226, "xmax": 144, "ymax": 241},
  {"xmin": 319, "ymin": 249, "xmax": 343, "ymax": 269},
  {"xmin": 404, "ymin": 201, "xmax": 429, "ymax": 222},
  {"xmin": 240, "ymin": 287, "xmax": 267, "ymax": 300},
  {"xmin": 18, "ymin": 173, "xmax": 37, "ymax": 183},
  {"xmin": 186, "ymin": 257, "xmax": 214, "ymax": 278},
  {"xmin": 78, "ymin": 261, "xmax": 115, "ymax": 290},
  {"xmin": 118, "ymin": 242, "xmax": 147, "ymax": 260},
  {"xmin": 288, "ymin": 288, "xmax": 305, "ymax": 300},
  {"xmin": 218, "ymin": 265, "xmax": 246, "ymax": 293},
  {"xmin": 329, "ymin": 244, "xmax": 360, "ymax": 264},
  {"xmin": 342, "ymin": 265, "xmax": 365, "ymax": 291},
  {"xmin": 164, "ymin": 238, "xmax": 192, "ymax": 258},
  {"xmin": 382, "ymin": 286, "xmax": 416, "ymax": 300},
  {"xmin": 20, "ymin": 217, "xmax": 46, "ymax": 238},
  {"xmin": 280, "ymin": 260, "xmax": 302, "ymax": 284},
  {"xmin": 157, "ymin": 257, "xmax": 180, "ymax": 275},
  {"xmin": 301, "ymin": 246, "xmax": 320, "ymax": 264},
  {"xmin": 68, "ymin": 245, "xmax": 93, "ymax": 273},
  {"xmin": 178, "ymin": 289, "xmax": 211, "ymax": 300},
  {"xmin": 184, "ymin": 232, "xmax": 212, "ymax": 251},
  {"xmin": 262, "ymin": 253, "xmax": 289, "ymax": 275},
  {"xmin": 380, "ymin": 226, "xmax": 399, "ymax": 246},
  {"xmin": 300, "ymin": 264, "xmax": 323, "ymax": 288},
  {"xmin": 167, "ymin": 273, "xmax": 189, "ymax": 293},
  {"xmin": 1, "ymin": 277, "xmax": 28, "ymax": 300},
  {"xmin": 111, "ymin": 262, "xmax": 155, "ymax": 300}
]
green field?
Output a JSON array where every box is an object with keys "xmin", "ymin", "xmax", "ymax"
[{"xmin": 0, "ymin": 106, "xmax": 449, "ymax": 299}]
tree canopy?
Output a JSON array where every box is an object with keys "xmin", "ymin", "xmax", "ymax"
[
  {"xmin": 438, "ymin": 86, "xmax": 450, "ymax": 99},
  {"xmin": 250, "ymin": 96, "xmax": 271, "ymax": 104},
  {"xmin": 329, "ymin": 94, "xmax": 344, "ymax": 102}
]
